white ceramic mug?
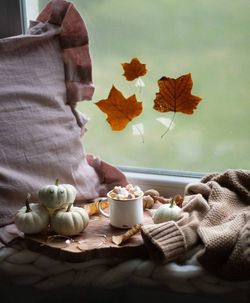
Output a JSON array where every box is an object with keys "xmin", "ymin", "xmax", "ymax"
[{"xmin": 97, "ymin": 191, "xmax": 144, "ymax": 229}]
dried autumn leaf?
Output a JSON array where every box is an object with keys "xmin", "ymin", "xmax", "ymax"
[
  {"xmin": 153, "ymin": 73, "xmax": 202, "ymax": 114},
  {"xmin": 95, "ymin": 85, "xmax": 142, "ymax": 131},
  {"xmin": 174, "ymin": 194, "xmax": 184, "ymax": 208},
  {"xmin": 84, "ymin": 200, "xmax": 109, "ymax": 216},
  {"xmin": 111, "ymin": 224, "xmax": 142, "ymax": 245},
  {"xmin": 121, "ymin": 58, "xmax": 147, "ymax": 81}
]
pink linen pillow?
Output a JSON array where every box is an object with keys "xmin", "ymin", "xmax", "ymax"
[{"xmin": 0, "ymin": 0, "xmax": 127, "ymax": 227}]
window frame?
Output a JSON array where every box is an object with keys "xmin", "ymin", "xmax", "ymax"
[
  {"xmin": 0, "ymin": 0, "xmax": 26, "ymax": 38},
  {"xmin": 2, "ymin": 0, "xmax": 203, "ymax": 196},
  {"xmin": 121, "ymin": 166, "xmax": 203, "ymax": 197}
]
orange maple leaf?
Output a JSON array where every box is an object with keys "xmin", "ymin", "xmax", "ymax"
[
  {"xmin": 121, "ymin": 58, "xmax": 147, "ymax": 81},
  {"xmin": 95, "ymin": 86, "xmax": 143, "ymax": 131},
  {"xmin": 153, "ymin": 73, "xmax": 202, "ymax": 114}
]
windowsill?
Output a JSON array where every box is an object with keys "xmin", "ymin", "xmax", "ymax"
[{"xmin": 121, "ymin": 167, "xmax": 203, "ymax": 197}]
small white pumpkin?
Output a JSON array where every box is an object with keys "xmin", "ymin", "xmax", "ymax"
[
  {"xmin": 15, "ymin": 193, "xmax": 50, "ymax": 234},
  {"xmin": 50, "ymin": 203, "xmax": 89, "ymax": 236},
  {"xmin": 38, "ymin": 178, "xmax": 77, "ymax": 209},
  {"xmin": 153, "ymin": 198, "xmax": 182, "ymax": 224}
]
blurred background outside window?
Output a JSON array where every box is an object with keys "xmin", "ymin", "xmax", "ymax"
[{"xmin": 24, "ymin": 0, "xmax": 250, "ymax": 175}]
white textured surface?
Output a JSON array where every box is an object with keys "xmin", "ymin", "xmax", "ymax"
[{"xmin": 0, "ymin": 241, "xmax": 248, "ymax": 295}]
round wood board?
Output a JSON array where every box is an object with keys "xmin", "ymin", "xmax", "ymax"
[{"xmin": 24, "ymin": 207, "xmax": 156, "ymax": 262}]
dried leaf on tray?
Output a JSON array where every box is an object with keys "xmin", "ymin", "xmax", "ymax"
[
  {"xmin": 112, "ymin": 224, "xmax": 142, "ymax": 246},
  {"xmin": 84, "ymin": 200, "xmax": 109, "ymax": 216},
  {"xmin": 44, "ymin": 235, "xmax": 75, "ymax": 249},
  {"xmin": 77, "ymin": 233, "xmax": 107, "ymax": 251},
  {"xmin": 174, "ymin": 194, "xmax": 184, "ymax": 207}
]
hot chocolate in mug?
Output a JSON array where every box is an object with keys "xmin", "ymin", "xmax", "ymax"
[{"xmin": 97, "ymin": 191, "xmax": 144, "ymax": 229}]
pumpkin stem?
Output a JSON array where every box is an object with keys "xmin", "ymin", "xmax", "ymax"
[
  {"xmin": 169, "ymin": 198, "xmax": 175, "ymax": 208},
  {"xmin": 66, "ymin": 203, "xmax": 73, "ymax": 212},
  {"xmin": 55, "ymin": 178, "xmax": 60, "ymax": 186},
  {"xmin": 25, "ymin": 193, "xmax": 32, "ymax": 213}
]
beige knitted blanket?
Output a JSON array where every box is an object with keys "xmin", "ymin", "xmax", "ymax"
[{"xmin": 0, "ymin": 239, "xmax": 248, "ymax": 296}]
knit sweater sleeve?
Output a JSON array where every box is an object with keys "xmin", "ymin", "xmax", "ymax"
[
  {"xmin": 141, "ymin": 193, "xmax": 210, "ymax": 263},
  {"xmin": 241, "ymin": 215, "xmax": 250, "ymax": 264}
]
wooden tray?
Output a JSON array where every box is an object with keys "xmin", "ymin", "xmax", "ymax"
[{"xmin": 24, "ymin": 208, "xmax": 155, "ymax": 263}]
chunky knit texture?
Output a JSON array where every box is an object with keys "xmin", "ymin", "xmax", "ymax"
[{"xmin": 141, "ymin": 169, "xmax": 250, "ymax": 281}]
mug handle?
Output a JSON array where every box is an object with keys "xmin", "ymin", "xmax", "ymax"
[{"xmin": 97, "ymin": 198, "xmax": 110, "ymax": 218}]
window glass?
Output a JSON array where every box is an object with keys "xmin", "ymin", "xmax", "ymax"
[{"xmin": 24, "ymin": 0, "xmax": 250, "ymax": 174}]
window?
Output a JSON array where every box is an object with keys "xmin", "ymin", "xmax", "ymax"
[
  {"xmin": 21, "ymin": 1, "xmax": 250, "ymax": 177},
  {"xmin": 0, "ymin": 0, "xmax": 24, "ymax": 38}
]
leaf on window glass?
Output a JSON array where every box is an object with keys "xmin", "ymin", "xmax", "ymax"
[
  {"xmin": 95, "ymin": 85, "xmax": 143, "ymax": 131},
  {"xmin": 121, "ymin": 58, "xmax": 147, "ymax": 81},
  {"xmin": 156, "ymin": 117, "xmax": 175, "ymax": 130},
  {"xmin": 153, "ymin": 73, "xmax": 202, "ymax": 138},
  {"xmin": 153, "ymin": 73, "xmax": 202, "ymax": 114}
]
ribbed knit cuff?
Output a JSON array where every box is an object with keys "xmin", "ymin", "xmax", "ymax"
[{"xmin": 141, "ymin": 221, "xmax": 187, "ymax": 263}]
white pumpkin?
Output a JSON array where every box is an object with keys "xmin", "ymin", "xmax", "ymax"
[
  {"xmin": 50, "ymin": 203, "xmax": 89, "ymax": 236},
  {"xmin": 153, "ymin": 199, "xmax": 182, "ymax": 224},
  {"xmin": 38, "ymin": 178, "xmax": 77, "ymax": 209},
  {"xmin": 15, "ymin": 193, "xmax": 50, "ymax": 234}
]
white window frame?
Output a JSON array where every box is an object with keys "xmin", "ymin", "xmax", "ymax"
[
  {"xmin": 3, "ymin": 0, "xmax": 203, "ymax": 197},
  {"xmin": 123, "ymin": 167, "xmax": 202, "ymax": 197}
]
